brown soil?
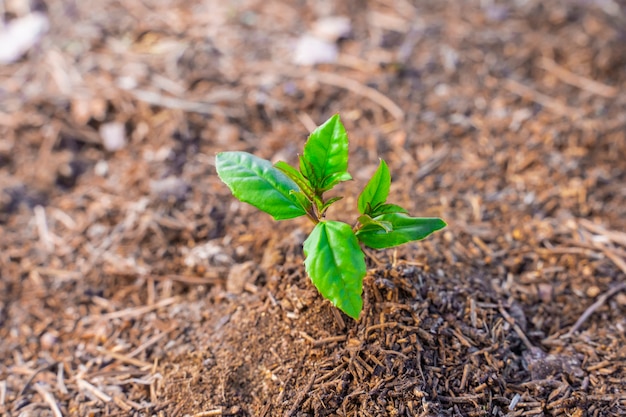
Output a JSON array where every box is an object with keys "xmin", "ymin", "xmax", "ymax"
[{"xmin": 2, "ymin": 1, "xmax": 626, "ymax": 416}]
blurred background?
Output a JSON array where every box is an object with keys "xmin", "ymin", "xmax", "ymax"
[{"xmin": 1, "ymin": 0, "xmax": 625, "ymax": 415}]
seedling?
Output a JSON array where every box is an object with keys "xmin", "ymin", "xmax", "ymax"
[{"xmin": 216, "ymin": 115, "xmax": 446, "ymax": 319}]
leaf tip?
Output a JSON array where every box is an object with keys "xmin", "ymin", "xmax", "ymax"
[{"xmin": 342, "ymin": 301, "xmax": 362, "ymax": 319}]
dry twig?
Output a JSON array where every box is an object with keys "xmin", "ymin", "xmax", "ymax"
[
  {"xmin": 33, "ymin": 383, "xmax": 63, "ymax": 417},
  {"xmin": 579, "ymin": 219, "xmax": 626, "ymax": 248},
  {"xmin": 537, "ymin": 57, "xmax": 618, "ymax": 98},
  {"xmin": 95, "ymin": 346, "xmax": 153, "ymax": 369},
  {"xmin": 127, "ymin": 326, "xmax": 177, "ymax": 358},
  {"xmin": 503, "ymin": 78, "xmax": 584, "ymax": 120},
  {"xmin": 129, "ymin": 89, "xmax": 230, "ymax": 116},
  {"xmin": 498, "ymin": 305, "xmax": 534, "ymax": 350},
  {"xmin": 83, "ymin": 296, "xmax": 178, "ymax": 323},
  {"xmin": 562, "ymin": 282, "xmax": 626, "ymax": 338},
  {"xmin": 254, "ymin": 63, "xmax": 405, "ymax": 120},
  {"xmin": 0, "ymin": 380, "xmax": 6, "ymax": 406},
  {"xmin": 18, "ymin": 362, "xmax": 56, "ymax": 396},
  {"xmin": 284, "ymin": 372, "xmax": 317, "ymax": 417},
  {"xmin": 77, "ymin": 379, "xmax": 112, "ymax": 403},
  {"xmin": 57, "ymin": 363, "xmax": 68, "ymax": 395},
  {"xmin": 561, "ymin": 235, "xmax": 626, "ymax": 338},
  {"xmin": 192, "ymin": 409, "xmax": 223, "ymax": 417},
  {"xmin": 312, "ymin": 335, "xmax": 347, "ymax": 347},
  {"xmin": 311, "ymin": 71, "xmax": 405, "ymax": 121}
]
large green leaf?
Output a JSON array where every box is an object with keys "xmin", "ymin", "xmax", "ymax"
[
  {"xmin": 303, "ymin": 221, "xmax": 366, "ymax": 319},
  {"xmin": 358, "ymin": 159, "xmax": 391, "ymax": 215},
  {"xmin": 356, "ymin": 213, "xmax": 446, "ymax": 249},
  {"xmin": 216, "ymin": 151, "xmax": 307, "ymax": 220},
  {"xmin": 302, "ymin": 114, "xmax": 352, "ymax": 191}
]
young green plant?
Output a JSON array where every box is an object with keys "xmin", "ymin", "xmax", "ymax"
[{"xmin": 215, "ymin": 115, "xmax": 446, "ymax": 319}]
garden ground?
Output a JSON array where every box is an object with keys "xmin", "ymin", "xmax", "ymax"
[{"xmin": 1, "ymin": 0, "xmax": 626, "ymax": 415}]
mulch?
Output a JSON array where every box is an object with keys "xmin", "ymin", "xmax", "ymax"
[{"xmin": 1, "ymin": 0, "xmax": 625, "ymax": 416}]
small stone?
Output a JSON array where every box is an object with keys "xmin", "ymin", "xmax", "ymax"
[
  {"xmin": 586, "ymin": 286, "xmax": 601, "ymax": 298},
  {"xmin": 311, "ymin": 16, "xmax": 351, "ymax": 42},
  {"xmin": 150, "ymin": 176, "xmax": 189, "ymax": 201},
  {"xmin": 40, "ymin": 331, "xmax": 59, "ymax": 350},
  {"xmin": 94, "ymin": 160, "xmax": 109, "ymax": 177},
  {"xmin": 293, "ymin": 35, "xmax": 338, "ymax": 66},
  {"xmin": 226, "ymin": 261, "xmax": 256, "ymax": 294},
  {"xmin": 0, "ymin": 13, "xmax": 49, "ymax": 64},
  {"xmin": 99, "ymin": 122, "xmax": 127, "ymax": 152}
]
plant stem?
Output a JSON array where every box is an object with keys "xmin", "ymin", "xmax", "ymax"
[{"xmin": 306, "ymin": 207, "xmax": 319, "ymax": 224}]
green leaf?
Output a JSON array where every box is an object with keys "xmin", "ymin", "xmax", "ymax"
[
  {"xmin": 358, "ymin": 159, "xmax": 390, "ymax": 215},
  {"xmin": 320, "ymin": 196, "xmax": 343, "ymax": 216},
  {"xmin": 357, "ymin": 214, "xmax": 393, "ymax": 233},
  {"xmin": 356, "ymin": 213, "xmax": 446, "ymax": 249},
  {"xmin": 370, "ymin": 203, "xmax": 408, "ymax": 216},
  {"xmin": 303, "ymin": 221, "xmax": 366, "ymax": 319},
  {"xmin": 216, "ymin": 151, "xmax": 307, "ymax": 220},
  {"xmin": 275, "ymin": 160, "xmax": 316, "ymax": 200},
  {"xmin": 290, "ymin": 190, "xmax": 313, "ymax": 213},
  {"xmin": 319, "ymin": 171, "xmax": 352, "ymax": 192},
  {"xmin": 302, "ymin": 114, "xmax": 351, "ymax": 191},
  {"xmin": 299, "ymin": 155, "xmax": 317, "ymax": 184}
]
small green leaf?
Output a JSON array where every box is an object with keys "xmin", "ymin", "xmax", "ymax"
[
  {"xmin": 358, "ymin": 159, "xmax": 391, "ymax": 215},
  {"xmin": 302, "ymin": 114, "xmax": 351, "ymax": 191},
  {"xmin": 275, "ymin": 160, "xmax": 316, "ymax": 200},
  {"xmin": 303, "ymin": 221, "xmax": 366, "ymax": 319},
  {"xmin": 290, "ymin": 190, "xmax": 313, "ymax": 213},
  {"xmin": 320, "ymin": 196, "xmax": 343, "ymax": 216},
  {"xmin": 319, "ymin": 171, "xmax": 353, "ymax": 192},
  {"xmin": 356, "ymin": 213, "xmax": 446, "ymax": 249},
  {"xmin": 299, "ymin": 155, "xmax": 318, "ymax": 185},
  {"xmin": 216, "ymin": 151, "xmax": 307, "ymax": 220},
  {"xmin": 370, "ymin": 203, "xmax": 409, "ymax": 216},
  {"xmin": 357, "ymin": 214, "xmax": 393, "ymax": 233}
]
